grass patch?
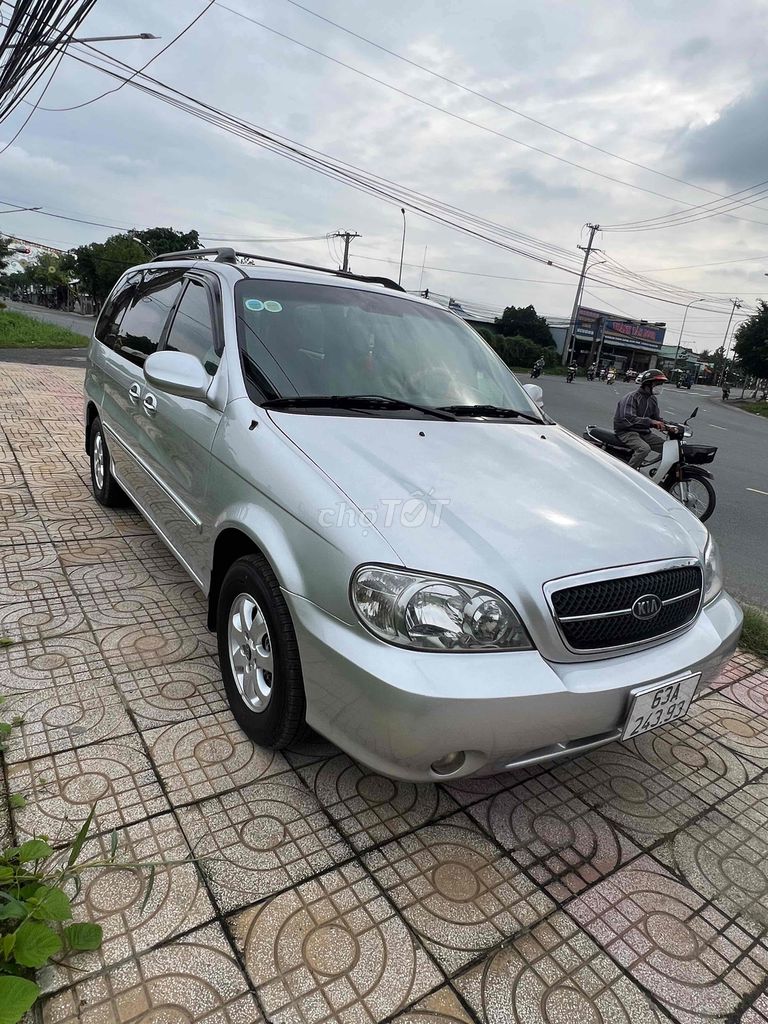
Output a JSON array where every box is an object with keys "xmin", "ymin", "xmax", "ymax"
[
  {"xmin": 0, "ymin": 310, "xmax": 88, "ymax": 349},
  {"xmin": 739, "ymin": 604, "xmax": 768, "ymax": 660},
  {"xmin": 739, "ymin": 401, "xmax": 768, "ymax": 418}
]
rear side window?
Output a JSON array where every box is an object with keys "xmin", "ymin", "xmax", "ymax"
[
  {"xmin": 94, "ymin": 275, "xmax": 137, "ymax": 348},
  {"xmin": 165, "ymin": 279, "xmax": 220, "ymax": 375},
  {"xmin": 114, "ymin": 269, "xmax": 184, "ymax": 368}
]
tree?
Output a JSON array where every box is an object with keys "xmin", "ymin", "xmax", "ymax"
[
  {"xmin": 67, "ymin": 226, "xmax": 199, "ymax": 304},
  {"xmin": 734, "ymin": 300, "xmax": 768, "ymax": 380},
  {"xmin": 495, "ymin": 304, "xmax": 554, "ymax": 347},
  {"xmin": 0, "ymin": 235, "xmax": 12, "ymax": 272}
]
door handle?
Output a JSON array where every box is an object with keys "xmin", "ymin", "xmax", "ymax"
[
  {"xmin": 143, "ymin": 393, "xmax": 157, "ymax": 417},
  {"xmin": 128, "ymin": 382, "xmax": 142, "ymax": 404}
]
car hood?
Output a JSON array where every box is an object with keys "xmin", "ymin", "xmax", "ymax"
[{"xmin": 271, "ymin": 413, "xmax": 706, "ymax": 589}]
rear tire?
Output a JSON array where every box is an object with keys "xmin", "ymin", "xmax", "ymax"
[
  {"xmin": 668, "ymin": 474, "xmax": 716, "ymax": 522},
  {"xmin": 217, "ymin": 553, "xmax": 306, "ymax": 748},
  {"xmin": 89, "ymin": 417, "xmax": 127, "ymax": 507}
]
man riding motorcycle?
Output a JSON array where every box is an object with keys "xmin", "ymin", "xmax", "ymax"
[
  {"xmin": 613, "ymin": 368, "xmax": 668, "ymax": 470},
  {"xmin": 531, "ymin": 357, "xmax": 545, "ymax": 378}
]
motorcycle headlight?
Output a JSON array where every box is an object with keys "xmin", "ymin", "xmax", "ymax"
[
  {"xmin": 350, "ymin": 566, "xmax": 533, "ymax": 651},
  {"xmin": 702, "ymin": 536, "xmax": 723, "ymax": 604}
]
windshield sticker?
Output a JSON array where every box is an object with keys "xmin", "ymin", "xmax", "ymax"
[
  {"xmin": 244, "ymin": 299, "xmax": 264, "ymax": 311},
  {"xmin": 264, "ymin": 300, "xmax": 283, "ymax": 312}
]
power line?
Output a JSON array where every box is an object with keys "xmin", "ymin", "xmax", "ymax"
[
  {"xmin": 214, "ymin": 1, "xmax": 768, "ymax": 229},
  {"xmin": 274, "ymin": 0, "xmax": 768, "ymax": 223},
  {"xmin": 39, "ymin": 1, "xmax": 214, "ymax": 112},
  {"xmin": 602, "ymin": 177, "xmax": 768, "ymax": 233}
]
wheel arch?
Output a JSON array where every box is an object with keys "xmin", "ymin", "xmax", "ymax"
[{"xmin": 207, "ymin": 526, "xmax": 286, "ymax": 631}]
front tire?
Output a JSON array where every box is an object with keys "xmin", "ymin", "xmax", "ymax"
[
  {"xmin": 217, "ymin": 553, "xmax": 306, "ymax": 748},
  {"xmin": 89, "ymin": 417, "xmax": 127, "ymax": 507},
  {"xmin": 668, "ymin": 474, "xmax": 716, "ymax": 522}
]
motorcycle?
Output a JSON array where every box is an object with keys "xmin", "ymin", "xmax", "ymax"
[
  {"xmin": 676, "ymin": 376, "xmax": 692, "ymax": 390},
  {"xmin": 586, "ymin": 368, "xmax": 595, "ymax": 381},
  {"xmin": 583, "ymin": 407, "xmax": 717, "ymax": 521},
  {"xmin": 566, "ymin": 366, "xmax": 576, "ymax": 383},
  {"xmin": 606, "ymin": 368, "xmax": 617, "ymax": 384},
  {"xmin": 531, "ymin": 365, "xmax": 543, "ymax": 379}
]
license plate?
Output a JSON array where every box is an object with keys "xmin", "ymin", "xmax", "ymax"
[{"xmin": 621, "ymin": 673, "xmax": 701, "ymax": 741}]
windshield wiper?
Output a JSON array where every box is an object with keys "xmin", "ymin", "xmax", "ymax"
[
  {"xmin": 438, "ymin": 404, "xmax": 543, "ymax": 424},
  {"xmin": 262, "ymin": 394, "xmax": 458, "ymax": 421}
]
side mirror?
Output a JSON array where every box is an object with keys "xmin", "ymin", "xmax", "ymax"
[
  {"xmin": 690, "ymin": 406, "xmax": 698, "ymax": 418},
  {"xmin": 523, "ymin": 382, "xmax": 544, "ymax": 409},
  {"xmin": 144, "ymin": 350, "xmax": 210, "ymax": 401}
]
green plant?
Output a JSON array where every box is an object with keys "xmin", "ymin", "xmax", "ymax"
[
  {"xmin": 0, "ymin": 638, "xmax": 14, "ymax": 648},
  {"xmin": 739, "ymin": 605, "xmax": 768, "ymax": 660}
]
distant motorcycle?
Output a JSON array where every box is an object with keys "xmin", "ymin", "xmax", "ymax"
[
  {"xmin": 583, "ymin": 407, "xmax": 717, "ymax": 521},
  {"xmin": 606, "ymin": 368, "xmax": 616, "ymax": 384},
  {"xmin": 531, "ymin": 365, "xmax": 543, "ymax": 379},
  {"xmin": 566, "ymin": 366, "xmax": 576, "ymax": 383},
  {"xmin": 586, "ymin": 368, "xmax": 595, "ymax": 381}
]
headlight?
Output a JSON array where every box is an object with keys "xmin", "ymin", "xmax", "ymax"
[
  {"xmin": 702, "ymin": 536, "xmax": 723, "ymax": 604},
  {"xmin": 350, "ymin": 566, "xmax": 533, "ymax": 651}
]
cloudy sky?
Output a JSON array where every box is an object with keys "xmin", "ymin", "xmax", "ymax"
[{"xmin": 2, "ymin": 0, "xmax": 768, "ymax": 351}]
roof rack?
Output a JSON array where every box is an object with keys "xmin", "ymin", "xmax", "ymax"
[{"xmin": 151, "ymin": 247, "xmax": 405, "ymax": 292}]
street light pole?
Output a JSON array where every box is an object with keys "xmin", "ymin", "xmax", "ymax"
[
  {"xmin": 673, "ymin": 298, "xmax": 705, "ymax": 375},
  {"xmin": 562, "ymin": 222, "xmax": 599, "ymax": 366},
  {"xmin": 718, "ymin": 299, "xmax": 742, "ymax": 386},
  {"xmin": 127, "ymin": 231, "xmax": 156, "ymax": 258},
  {"xmin": 398, "ymin": 208, "xmax": 406, "ymax": 287}
]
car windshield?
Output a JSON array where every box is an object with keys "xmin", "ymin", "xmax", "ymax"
[{"xmin": 235, "ymin": 279, "xmax": 542, "ymax": 420}]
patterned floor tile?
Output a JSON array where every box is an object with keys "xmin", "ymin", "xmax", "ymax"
[
  {"xmin": 552, "ymin": 745, "xmax": 709, "ymax": 846},
  {"xmin": 78, "ymin": 582, "xmax": 204, "ymax": 631},
  {"xmin": 177, "ymin": 775, "xmax": 353, "ymax": 912},
  {"xmin": 94, "ymin": 613, "xmax": 217, "ymax": 673},
  {"xmin": 0, "ymin": 631, "xmax": 114, "ymax": 692},
  {"xmin": 282, "ymin": 729, "xmax": 341, "ymax": 769},
  {"xmin": 685, "ymin": 694, "xmax": 768, "ymax": 766},
  {"xmin": 568, "ymin": 855, "xmax": 768, "ymax": 1024},
  {"xmin": 40, "ymin": 812, "xmax": 215, "ymax": 992},
  {"xmin": 114, "ymin": 656, "xmax": 228, "ymax": 728},
  {"xmin": 64, "ymin": 545, "xmax": 191, "ymax": 592},
  {"xmin": 7, "ymin": 733, "xmax": 169, "ymax": 843},
  {"xmin": 299, "ymin": 753, "xmax": 459, "ymax": 852},
  {"xmin": 364, "ymin": 814, "xmax": 554, "ymax": 973},
  {"xmin": 1, "ymin": 679, "xmax": 134, "ymax": 762},
  {"xmin": 657, "ymin": 781, "xmax": 768, "ymax": 931},
  {"xmin": 42, "ymin": 922, "xmax": 261, "ymax": 1022},
  {"xmin": 25, "ymin": 478, "xmax": 92, "ymax": 505},
  {"xmin": 0, "ymin": 539, "xmax": 68, "ymax": 601},
  {"xmin": 393, "ymin": 987, "xmax": 474, "ymax": 1023},
  {"xmin": 744, "ymin": 992, "xmax": 768, "ymax": 1023},
  {"xmin": 466, "ymin": 773, "xmax": 639, "ymax": 901},
  {"xmin": 440, "ymin": 766, "xmax": 544, "ymax": 808},
  {"xmin": 707, "ymin": 650, "xmax": 765, "ymax": 691},
  {"xmin": 0, "ymin": 590, "xmax": 88, "ymax": 644},
  {"xmin": 0, "ymin": 509, "xmax": 50, "ymax": 546},
  {"xmin": 626, "ymin": 718, "xmax": 759, "ymax": 803},
  {"xmin": 145, "ymin": 711, "xmax": 289, "ymax": 806},
  {"xmin": 55, "ymin": 535, "xmax": 136, "ymax": 567},
  {"xmin": 454, "ymin": 911, "xmax": 670, "ymax": 1023},
  {"xmin": 230, "ymin": 861, "xmax": 442, "ymax": 1024},
  {"xmin": 43, "ymin": 511, "xmax": 151, "ymax": 544},
  {"xmin": 723, "ymin": 670, "xmax": 768, "ymax": 716}
]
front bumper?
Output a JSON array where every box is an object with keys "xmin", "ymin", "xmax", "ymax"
[{"xmin": 285, "ymin": 589, "xmax": 743, "ymax": 782}]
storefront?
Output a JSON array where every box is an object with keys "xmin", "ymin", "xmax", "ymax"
[{"xmin": 565, "ymin": 306, "xmax": 666, "ymax": 371}]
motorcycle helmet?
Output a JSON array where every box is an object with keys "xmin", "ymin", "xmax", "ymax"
[{"xmin": 638, "ymin": 369, "xmax": 668, "ymax": 388}]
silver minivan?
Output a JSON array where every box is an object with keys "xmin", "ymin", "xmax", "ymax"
[{"xmin": 84, "ymin": 248, "xmax": 742, "ymax": 781}]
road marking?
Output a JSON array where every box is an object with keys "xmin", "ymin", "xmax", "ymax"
[
  {"xmin": 746, "ymin": 487, "xmax": 768, "ymax": 496},
  {"xmin": 707, "ymin": 424, "xmax": 727, "ymax": 430}
]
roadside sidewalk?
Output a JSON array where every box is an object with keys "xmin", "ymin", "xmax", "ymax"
[{"xmin": 2, "ymin": 363, "xmax": 768, "ymax": 1024}]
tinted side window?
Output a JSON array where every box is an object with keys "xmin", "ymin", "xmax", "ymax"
[
  {"xmin": 94, "ymin": 275, "xmax": 137, "ymax": 348},
  {"xmin": 114, "ymin": 269, "xmax": 184, "ymax": 368},
  {"xmin": 165, "ymin": 279, "xmax": 220, "ymax": 375}
]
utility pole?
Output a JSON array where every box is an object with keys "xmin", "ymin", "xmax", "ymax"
[
  {"xmin": 718, "ymin": 298, "xmax": 742, "ymax": 386},
  {"xmin": 562, "ymin": 222, "xmax": 599, "ymax": 366},
  {"xmin": 332, "ymin": 230, "xmax": 361, "ymax": 273}
]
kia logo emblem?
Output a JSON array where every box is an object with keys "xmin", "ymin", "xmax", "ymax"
[{"xmin": 632, "ymin": 594, "xmax": 662, "ymax": 620}]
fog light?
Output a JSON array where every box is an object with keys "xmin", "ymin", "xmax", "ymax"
[{"xmin": 431, "ymin": 751, "xmax": 466, "ymax": 776}]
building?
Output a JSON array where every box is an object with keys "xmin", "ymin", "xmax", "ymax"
[{"xmin": 556, "ymin": 306, "xmax": 666, "ymax": 370}]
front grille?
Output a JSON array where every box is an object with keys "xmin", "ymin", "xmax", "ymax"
[{"xmin": 551, "ymin": 565, "xmax": 703, "ymax": 651}]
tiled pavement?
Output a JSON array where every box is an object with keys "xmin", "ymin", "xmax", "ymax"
[{"xmin": 1, "ymin": 364, "xmax": 768, "ymax": 1024}]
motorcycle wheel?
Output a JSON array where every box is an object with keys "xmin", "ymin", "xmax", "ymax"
[{"xmin": 668, "ymin": 475, "xmax": 716, "ymax": 522}]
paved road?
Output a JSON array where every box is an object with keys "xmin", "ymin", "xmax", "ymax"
[
  {"xmin": 4, "ymin": 299, "xmax": 96, "ymax": 338},
  {"xmin": 537, "ymin": 374, "xmax": 768, "ymax": 606}
]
